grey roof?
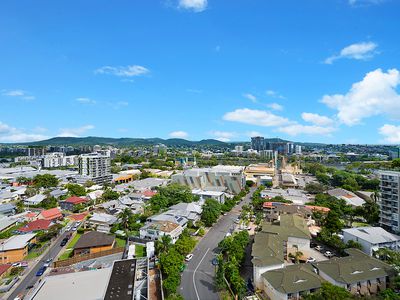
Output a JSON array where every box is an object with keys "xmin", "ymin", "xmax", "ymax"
[
  {"xmin": 0, "ymin": 203, "xmax": 16, "ymax": 213},
  {"xmin": 24, "ymin": 194, "xmax": 46, "ymax": 204},
  {"xmin": 129, "ymin": 178, "xmax": 169, "ymax": 190},
  {"xmin": 149, "ymin": 212, "xmax": 188, "ymax": 226},
  {"xmin": 169, "ymin": 202, "xmax": 202, "ymax": 214},
  {"xmin": 0, "ymin": 216, "xmax": 18, "ymax": 232},
  {"xmin": 1, "ymin": 233, "xmax": 36, "ymax": 251},
  {"xmin": 0, "ymin": 190, "xmax": 15, "ymax": 200},
  {"xmin": 327, "ymin": 188, "xmax": 365, "ymax": 206},
  {"xmin": 343, "ymin": 227, "xmax": 400, "ymax": 244},
  {"xmin": 49, "ymin": 189, "xmax": 68, "ymax": 197},
  {"xmin": 313, "ymin": 248, "xmax": 396, "ymax": 284},
  {"xmin": 262, "ymin": 264, "xmax": 322, "ymax": 294},
  {"xmin": 74, "ymin": 231, "xmax": 115, "ymax": 250},
  {"xmin": 89, "ymin": 213, "xmax": 118, "ymax": 225}
]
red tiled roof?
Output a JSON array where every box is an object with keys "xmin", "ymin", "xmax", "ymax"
[
  {"xmin": 18, "ymin": 219, "xmax": 52, "ymax": 233},
  {"xmin": 65, "ymin": 196, "xmax": 87, "ymax": 205},
  {"xmin": 143, "ymin": 190, "xmax": 156, "ymax": 197},
  {"xmin": 0, "ymin": 264, "xmax": 11, "ymax": 276},
  {"xmin": 68, "ymin": 212, "xmax": 89, "ymax": 221},
  {"xmin": 26, "ymin": 212, "xmax": 38, "ymax": 218},
  {"xmin": 305, "ymin": 205, "xmax": 331, "ymax": 213},
  {"xmin": 40, "ymin": 207, "xmax": 62, "ymax": 220}
]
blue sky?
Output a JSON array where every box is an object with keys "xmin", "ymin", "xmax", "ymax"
[{"xmin": 1, "ymin": 0, "xmax": 400, "ymax": 144}]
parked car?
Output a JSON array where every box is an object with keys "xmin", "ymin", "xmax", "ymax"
[
  {"xmin": 314, "ymin": 245, "xmax": 323, "ymax": 252},
  {"xmin": 60, "ymin": 238, "xmax": 68, "ymax": 247},
  {"xmin": 36, "ymin": 266, "xmax": 46, "ymax": 276},
  {"xmin": 71, "ymin": 226, "xmax": 77, "ymax": 231},
  {"xmin": 43, "ymin": 258, "xmax": 53, "ymax": 267},
  {"xmin": 306, "ymin": 257, "xmax": 316, "ymax": 263},
  {"xmin": 324, "ymin": 251, "xmax": 334, "ymax": 258},
  {"xmin": 65, "ymin": 225, "xmax": 71, "ymax": 231},
  {"xmin": 212, "ymin": 258, "xmax": 218, "ymax": 266},
  {"xmin": 185, "ymin": 254, "xmax": 194, "ymax": 261}
]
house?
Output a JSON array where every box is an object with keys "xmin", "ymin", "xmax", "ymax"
[
  {"xmin": 23, "ymin": 194, "xmax": 46, "ymax": 206},
  {"xmin": 60, "ymin": 196, "xmax": 88, "ymax": 211},
  {"xmin": 0, "ymin": 216, "xmax": 18, "ymax": 233},
  {"xmin": 192, "ymin": 189, "xmax": 226, "ymax": 204},
  {"xmin": 38, "ymin": 207, "xmax": 63, "ymax": 221},
  {"xmin": 327, "ymin": 188, "xmax": 365, "ymax": 207},
  {"xmin": 342, "ymin": 227, "xmax": 400, "ymax": 256},
  {"xmin": 140, "ymin": 220, "xmax": 183, "ymax": 244},
  {"xmin": 67, "ymin": 212, "xmax": 89, "ymax": 222},
  {"xmin": 87, "ymin": 212, "xmax": 118, "ymax": 233},
  {"xmin": 0, "ymin": 233, "xmax": 36, "ymax": 263},
  {"xmin": 87, "ymin": 190, "xmax": 104, "ymax": 202},
  {"xmin": 169, "ymin": 202, "xmax": 203, "ymax": 224},
  {"xmin": 147, "ymin": 212, "xmax": 188, "ymax": 229},
  {"xmin": 252, "ymin": 215, "xmax": 312, "ymax": 289},
  {"xmin": 262, "ymin": 264, "xmax": 322, "ymax": 300},
  {"xmin": 73, "ymin": 231, "xmax": 115, "ymax": 256},
  {"xmin": 17, "ymin": 219, "xmax": 53, "ymax": 234},
  {"xmin": 49, "ymin": 189, "xmax": 68, "ymax": 199},
  {"xmin": 261, "ymin": 188, "xmax": 310, "ymax": 205},
  {"xmin": 24, "ymin": 211, "xmax": 39, "ymax": 222},
  {"xmin": 0, "ymin": 203, "xmax": 16, "ymax": 216},
  {"xmin": 313, "ymin": 248, "xmax": 396, "ymax": 296},
  {"xmin": 0, "ymin": 190, "xmax": 18, "ymax": 203}
]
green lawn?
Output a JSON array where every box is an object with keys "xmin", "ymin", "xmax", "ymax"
[
  {"xmin": 352, "ymin": 222, "xmax": 369, "ymax": 227},
  {"xmin": 66, "ymin": 233, "xmax": 82, "ymax": 248},
  {"xmin": 58, "ymin": 249, "xmax": 73, "ymax": 260},
  {"xmin": 57, "ymin": 233, "xmax": 81, "ymax": 261},
  {"xmin": 115, "ymin": 237, "xmax": 127, "ymax": 248},
  {"xmin": 135, "ymin": 245, "xmax": 146, "ymax": 257},
  {"xmin": 26, "ymin": 251, "xmax": 41, "ymax": 260}
]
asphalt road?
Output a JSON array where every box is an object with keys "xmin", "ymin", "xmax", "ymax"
[
  {"xmin": 179, "ymin": 188, "xmax": 255, "ymax": 300},
  {"xmin": 8, "ymin": 223, "xmax": 77, "ymax": 300}
]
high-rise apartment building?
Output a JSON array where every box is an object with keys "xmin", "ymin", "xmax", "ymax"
[
  {"xmin": 78, "ymin": 153, "xmax": 112, "ymax": 184},
  {"xmin": 251, "ymin": 136, "xmax": 265, "ymax": 152},
  {"xmin": 379, "ymin": 171, "xmax": 400, "ymax": 232}
]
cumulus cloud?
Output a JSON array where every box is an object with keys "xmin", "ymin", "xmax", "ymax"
[
  {"xmin": 321, "ymin": 68, "xmax": 400, "ymax": 126},
  {"xmin": 178, "ymin": 0, "xmax": 207, "ymax": 12},
  {"xmin": 324, "ymin": 42, "xmax": 378, "ymax": 64},
  {"xmin": 277, "ymin": 124, "xmax": 336, "ymax": 136},
  {"xmin": 223, "ymin": 108, "xmax": 290, "ymax": 127},
  {"xmin": 246, "ymin": 131, "xmax": 264, "ymax": 138},
  {"xmin": 379, "ymin": 124, "xmax": 400, "ymax": 144},
  {"xmin": 169, "ymin": 131, "xmax": 189, "ymax": 138},
  {"xmin": 243, "ymin": 93, "xmax": 257, "ymax": 103},
  {"xmin": 95, "ymin": 65, "xmax": 149, "ymax": 77},
  {"xmin": 58, "ymin": 125, "xmax": 95, "ymax": 137},
  {"xmin": 267, "ymin": 103, "xmax": 284, "ymax": 111},
  {"xmin": 301, "ymin": 112, "xmax": 334, "ymax": 126},
  {"xmin": 210, "ymin": 130, "xmax": 235, "ymax": 142},
  {"xmin": 0, "ymin": 121, "xmax": 48, "ymax": 142},
  {"xmin": 266, "ymin": 90, "xmax": 285, "ymax": 99},
  {"xmin": 76, "ymin": 97, "xmax": 96, "ymax": 104},
  {"xmin": 2, "ymin": 89, "xmax": 35, "ymax": 100}
]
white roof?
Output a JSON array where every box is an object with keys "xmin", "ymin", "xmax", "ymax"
[
  {"xmin": 0, "ymin": 216, "xmax": 18, "ymax": 232},
  {"xmin": 2, "ymin": 233, "xmax": 36, "ymax": 251},
  {"xmin": 24, "ymin": 194, "xmax": 46, "ymax": 204},
  {"xmin": 28, "ymin": 268, "xmax": 111, "ymax": 300},
  {"xmin": 328, "ymin": 188, "xmax": 365, "ymax": 207},
  {"xmin": 192, "ymin": 189, "xmax": 224, "ymax": 197},
  {"xmin": 89, "ymin": 213, "xmax": 118, "ymax": 224},
  {"xmin": 343, "ymin": 227, "xmax": 400, "ymax": 244}
]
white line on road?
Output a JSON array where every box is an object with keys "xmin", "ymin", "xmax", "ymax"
[{"xmin": 193, "ymin": 247, "xmax": 210, "ymax": 300}]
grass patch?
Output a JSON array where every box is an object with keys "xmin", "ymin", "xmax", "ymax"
[
  {"xmin": 66, "ymin": 233, "xmax": 81, "ymax": 248},
  {"xmin": 352, "ymin": 222, "xmax": 369, "ymax": 227},
  {"xmin": 115, "ymin": 237, "xmax": 127, "ymax": 248},
  {"xmin": 26, "ymin": 251, "xmax": 41, "ymax": 260},
  {"xmin": 135, "ymin": 245, "xmax": 146, "ymax": 257},
  {"xmin": 58, "ymin": 249, "xmax": 73, "ymax": 261}
]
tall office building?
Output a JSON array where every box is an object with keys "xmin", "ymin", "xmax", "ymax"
[
  {"xmin": 251, "ymin": 136, "xmax": 265, "ymax": 151},
  {"xmin": 295, "ymin": 145, "xmax": 302, "ymax": 155},
  {"xmin": 379, "ymin": 171, "xmax": 400, "ymax": 233},
  {"xmin": 78, "ymin": 153, "xmax": 112, "ymax": 184}
]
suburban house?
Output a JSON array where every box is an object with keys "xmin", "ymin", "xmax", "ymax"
[
  {"xmin": 313, "ymin": 248, "xmax": 396, "ymax": 296},
  {"xmin": 49, "ymin": 189, "xmax": 68, "ymax": 199},
  {"xmin": 87, "ymin": 212, "xmax": 118, "ymax": 233},
  {"xmin": 192, "ymin": 189, "xmax": 226, "ymax": 204},
  {"xmin": 0, "ymin": 216, "xmax": 19, "ymax": 233},
  {"xmin": 23, "ymin": 194, "xmax": 46, "ymax": 206},
  {"xmin": 252, "ymin": 215, "xmax": 312, "ymax": 289},
  {"xmin": 327, "ymin": 188, "xmax": 365, "ymax": 207},
  {"xmin": 147, "ymin": 212, "xmax": 188, "ymax": 229},
  {"xmin": 262, "ymin": 264, "xmax": 322, "ymax": 300},
  {"xmin": 140, "ymin": 220, "xmax": 183, "ymax": 244},
  {"xmin": 0, "ymin": 190, "xmax": 19, "ymax": 203},
  {"xmin": 17, "ymin": 219, "xmax": 53, "ymax": 234},
  {"xmin": 0, "ymin": 233, "xmax": 36, "ymax": 263},
  {"xmin": 38, "ymin": 207, "xmax": 63, "ymax": 221},
  {"xmin": 0, "ymin": 203, "xmax": 16, "ymax": 216},
  {"xmin": 342, "ymin": 227, "xmax": 400, "ymax": 256},
  {"xmin": 169, "ymin": 202, "xmax": 203, "ymax": 224},
  {"xmin": 73, "ymin": 231, "xmax": 115, "ymax": 256},
  {"xmin": 60, "ymin": 196, "xmax": 88, "ymax": 211}
]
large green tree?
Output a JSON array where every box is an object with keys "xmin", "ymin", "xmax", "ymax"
[
  {"xmin": 201, "ymin": 199, "xmax": 221, "ymax": 227},
  {"xmin": 33, "ymin": 174, "xmax": 59, "ymax": 188}
]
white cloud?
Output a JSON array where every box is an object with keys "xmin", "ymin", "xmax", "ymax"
[
  {"xmin": 223, "ymin": 108, "xmax": 290, "ymax": 127},
  {"xmin": 76, "ymin": 97, "xmax": 96, "ymax": 104},
  {"xmin": 324, "ymin": 42, "xmax": 378, "ymax": 64},
  {"xmin": 243, "ymin": 93, "xmax": 257, "ymax": 103},
  {"xmin": 111, "ymin": 101, "xmax": 129, "ymax": 110},
  {"xmin": 379, "ymin": 124, "xmax": 400, "ymax": 143},
  {"xmin": 246, "ymin": 131, "xmax": 263, "ymax": 138},
  {"xmin": 267, "ymin": 103, "xmax": 284, "ymax": 111},
  {"xmin": 210, "ymin": 130, "xmax": 235, "ymax": 142},
  {"xmin": 169, "ymin": 131, "xmax": 189, "ymax": 138},
  {"xmin": 301, "ymin": 112, "xmax": 334, "ymax": 126},
  {"xmin": 2, "ymin": 89, "xmax": 35, "ymax": 100},
  {"xmin": 277, "ymin": 124, "xmax": 336, "ymax": 136},
  {"xmin": 178, "ymin": 0, "xmax": 207, "ymax": 12},
  {"xmin": 58, "ymin": 125, "xmax": 95, "ymax": 137},
  {"xmin": 321, "ymin": 68, "xmax": 400, "ymax": 126},
  {"xmin": 0, "ymin": 121, "xmax": 48, "ymax": 142},
  {"xmin": 266, "ymin": 90, "xmax": 285, "ymax": 99},
  {"xmin": 95, "ymin": 65, "xmax": 149, "ymax": 77}
]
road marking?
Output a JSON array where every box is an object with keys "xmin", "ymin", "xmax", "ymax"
[{"xmin": 193, "ymin": 247, "xmax": 210, "ymax": 300}]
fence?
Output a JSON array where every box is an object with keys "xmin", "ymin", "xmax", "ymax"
[{"xmin": 53, "ymin": 247, "xmax": 125, "ymax": 268}]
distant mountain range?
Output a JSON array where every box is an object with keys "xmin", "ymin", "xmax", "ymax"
[{"xmin": 1, "ymin": 136, "xmax": 230, "ymax": 147}]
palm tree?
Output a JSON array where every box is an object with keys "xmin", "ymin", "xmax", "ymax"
[
  {"xmin": 156, "ymin": 235, "xmax": 172, "ymax": 254},
  {"xmin": 118, "ymin": 208, "xmax": 133, "ymax": 231}
]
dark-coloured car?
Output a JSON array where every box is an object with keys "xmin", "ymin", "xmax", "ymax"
[
  {"xmin": 60, "ymin": 238, "xmax": 68, "ymax": 247},
  {"xmin": 36, "ymin": 266, "xmax": 46, "ymax": 276}
]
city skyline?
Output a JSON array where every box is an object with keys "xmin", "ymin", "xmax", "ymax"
[{"xmin": 1, "ymin": 0, "xmax": 400, "ymax": 144}]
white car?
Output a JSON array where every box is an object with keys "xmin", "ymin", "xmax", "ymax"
[
  {"xmin": 65, "ymin": 225, "xmax": 72, "ymax": 231},
  {"xmin": 71, "ymin": 226, "xmax": 78, "ymax": 231},
  {"xmin": 185, "ymin": 254, "xmax": 193, "ymax": 261},
  {"xmin": 324, "ymin": 251, "xmax": 334, "ymax": 258},
  {"xmin": 314, "ymin": 245, "xmax": 323, "ymax": 252},
  {"xmin": 306, "ymin": 257, "xmax": 316, "ymax": 263}
]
